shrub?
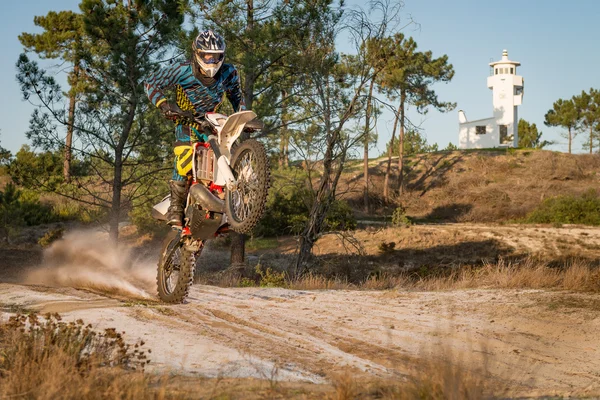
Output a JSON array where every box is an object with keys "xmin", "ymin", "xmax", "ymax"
[
  {"xmin": 38, "ymin": 227, "xmax": 65, "ymax": 247},
  {"xmin": 129, "ymin": 200, "xmax": 169, "ymax": 236},
  {"xmin": 0, "ymin": 313, "xmax": 151, "ymax": 399},
  {"xmin": 254, "ymin": 169, "xmax": 356, "ymax": 237},
  {"xmin": 18, "ymin": 189, "xmax": 60, "ymax": 226},
  {"xmin": 255, "ymin": 264, "xmax": 286, "ymax": 287},
  {"xmin": 378, "ymin": 241, "xmax": 396, "ymax": 254},
  {"xmin": 391, "ymin": 205, "xmax": 412, "ymax": 227},
  {"xmin": 255, "ymin": 188, "xmax": 309, "ymax": 236},
  {"xmin": 128, "ymin": 180, "xmax": 170, "ymax": 237},
  {"xmin": 0, "ymin": 183, "xmax": 62, "ymax": 242},
  {"xmin": 325, "ymin": 199, "xmax": 357, "ymax": 231},
  {"xmin": 524, "ymin": 189, "xmax": 600, "ymax": 225}
]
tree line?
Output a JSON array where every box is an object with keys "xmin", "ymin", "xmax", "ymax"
[
  {"xmin": 545, "ymin": 88, "xmax": 600, "ymax": 154},
  {"xmin": 9, "ymin": 0, "xmax": 460, "ymax": 272}
]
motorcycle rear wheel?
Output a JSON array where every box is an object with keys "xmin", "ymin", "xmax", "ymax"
[
  {"xmin": 156, "ymin": 231, "xmax": 197, "ymax": 303},
  {"xmin": 225, "ymin": 139, "xmax": 270, "ymax": 234}
]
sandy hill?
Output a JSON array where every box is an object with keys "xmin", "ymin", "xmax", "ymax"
[{"xmin": 341, "ymin": 149, "xmax": 600, "ymax": 223}]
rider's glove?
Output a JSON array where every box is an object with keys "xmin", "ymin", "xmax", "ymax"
[{"xmin": 158, "ymin": 102, "xmax": 195, "ymax": 121}]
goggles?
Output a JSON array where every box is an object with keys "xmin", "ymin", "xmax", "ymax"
[{"xmin": 196, "ymin": 51, "xmax": 224, "ymax": 65}]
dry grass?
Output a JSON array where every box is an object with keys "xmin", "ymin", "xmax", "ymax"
[
  {"xmin": 0, "ymin": 312, "xmax": 503, "ymax": 399},
  {"xmin": 0, "ymin": 313, "xmax": 153, "ymax": 400},
  {"xmin": 345, "ymin": 150, "xmax": 600, "ymax": 223},
  {"xmin": 0, "ymin": 313, "xmax": 504, "ymax": 399},
  {"xmin": 329, "ymin": 345, "xmax": 494, "ymax": 400},
  {"xmin": 280, "ymin": 258, "xmax": 600, "ymax": 293},
  {"xmin": 410, "ymin": 258, "xmax": 600, "ymax": 292}
]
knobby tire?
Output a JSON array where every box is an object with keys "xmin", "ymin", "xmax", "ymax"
[
  {"xmin": 225, "ymin": 139, "xmax": 270, "ymax": 234},
  {"xmin": 157, "ymin": 230, "xmax": 197, "ymax": 303}
]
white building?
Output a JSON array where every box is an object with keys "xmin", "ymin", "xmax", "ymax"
[{"xmin": 458, "ymin": 50, "xmax": 524, "ymax": 149}]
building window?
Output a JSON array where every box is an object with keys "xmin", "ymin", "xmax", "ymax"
[
  {"xmin": 499, "ymin": 125, "xmax": 512, "ymax": 144},
  {"xmin": 495, "ymin": 68, "xmax": 498, "ymax": 75},
  {"xmin": 510, "ymin": 67, "xmax": 514, "ymax": 74},
  {"xmin": 476, "ymin": 126, "xmax": 486, "ymax": 135}
]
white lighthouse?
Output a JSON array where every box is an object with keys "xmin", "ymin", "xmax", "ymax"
[{"xmin": 458, "ymin": 49, "xmax": 524, "ymax": 149}]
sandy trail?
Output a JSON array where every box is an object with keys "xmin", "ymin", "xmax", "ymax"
[{"xmin": 0, "ymin": 282, "xmax": 598, "ymax": 397}]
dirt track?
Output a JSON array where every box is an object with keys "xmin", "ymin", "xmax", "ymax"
[{"xmin": 1, "ymin": 281, "xmax": 599, "ymax": 397}]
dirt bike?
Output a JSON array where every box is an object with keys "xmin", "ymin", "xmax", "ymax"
[{"xmin": 152, "ymin": 110, "xmax": 270, "ymax": 303}]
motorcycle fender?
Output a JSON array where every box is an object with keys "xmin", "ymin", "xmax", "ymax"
[
  {"xmin": 218, "ymin": 110, "xmax": 257, "ymax": 151},
  {"xmin": 152, "ymin": 195, "xmax": 170, "ymax": 221}
]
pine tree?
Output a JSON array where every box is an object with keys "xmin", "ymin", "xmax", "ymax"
[
  {"xmin": 17, "ymin": 0, "xmax": 184, "ymax": 242},
  {"xmin": 191, "ymin": 0, "xmax": 341, "ymax": 267},
  {"xmin": 19, "ymin": 11, "xmax": 86, "ymax": 183},
  {"xmin": 545, "ymin": 98, "xmax": 579, "ymax": 154},
  {"xmin": 518, "ymin": 118, "xmax": 551, "ymax": 149},
  {"xmin": 573, "ymin": 89, "xmax": 600, "ymax": 154},
  {"xmin": 378, "ymin": 35, "xmax": 455, "ymax": 200}
]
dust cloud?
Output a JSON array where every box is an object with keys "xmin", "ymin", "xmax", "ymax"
[{"xmin": 25, "ymin": 230, "xmax": 157, "ymax": 300}]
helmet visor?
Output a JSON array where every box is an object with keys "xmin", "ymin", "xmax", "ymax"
[{"xmin": 195, "ymin": 51, "xmax": 224, "ymax": 65}]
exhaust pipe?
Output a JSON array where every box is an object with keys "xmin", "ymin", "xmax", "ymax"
[{"xmin": 189, "ymin": 184, "xmax": 225, "ymax": 213}]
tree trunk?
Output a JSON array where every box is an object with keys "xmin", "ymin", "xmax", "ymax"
[
  {"xmin": 590, "ymin": 126, "xmax": 593, "ymax": 154},
  {"xmin": 109, "ymin": 157, "xmax": 122, "ymax": 244},
  {"xmin": 109, "ymin": 98, "xmax": 137, "ymax": 243},
  {"xmin": 383, "ymin": 101, "xmax": 402, "ymax": 202},
  {"xmin": 229, "ymin": 232, "xmax": 246, "ymax": 265},
  {"xmin": 64, "ymin": 66, "xmax": 78, "ymax": 184},
  {"xmin": 568, "ymin": 127, "xmax": 572, "ymax": 154},
  {"xmin": 396, "ymin": 89, "xmax": 406, "ymax": 195},
  {"xmin": 279, "ymin": 89, "xmax": 289, "ymax": 168},
  {"xmin": 230, "ymin": 0, "xmax": 256, "ymax": 266},
  {"xmin": 363, "ymin": 78, "xmax": 375, "ymax": 213},
  {"xmin": 283, "ymin": 134, "xmax": 289, "ymax": 168}
]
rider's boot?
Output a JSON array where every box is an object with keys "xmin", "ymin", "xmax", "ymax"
[{"xmin": 167, "ymin": 180, "xmax": 187, "ymax": 227}]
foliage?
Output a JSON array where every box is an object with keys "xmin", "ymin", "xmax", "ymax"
[
  {"xmin": 383, "ymin": 129, "xmax": 438, "ymax": 157},
  {"xmin": 391, "ymin": 205, "xmax": 411, "ymax": 227},
  {"xmin": 444, "ymin": 142, "xmax": 458, "ymax": 151},
  {"xmin": 573, "ymin": 88, "xmax": 600, "ymax": 153},
  {"xmin": 7, "ymin": 145, "xmax": 91, "ymax": 191},
  {"xmin": 17, "ymin": 0, "xmax": 183, "ymax": 241},
  {"xmin": 254, "ymin": 169, "xmax": 356, "ymax": 237},
  {"xmin": 544, "ymin": 98, "xmax": 579, "ymax": 153},
  {"xmin": 518, "ymin": 118, "xmax": 551, "ymax": 149},
  {"xmin": 0, "ymin": 183, "xmax": 62, "ymax": 242},
  {"xmin": 378, "ymin": 240, "xmax": 396, "ymax": 254},
  {"xmin": 128, "ymin": 180, "xmax": 170, "ymax": 237},
  {"xmin": 0, "ymin": 132, "xmax": 10, "ymax": 168},
  {"xmin": 325, "ymin": 199, "xmax": 357, "ymax": 231},
  {"xmin": 38, "ymin": 227, "xmax": 65, "ymax": 247},
  {"xmin": 0, "ymin": 313, "xmax": 151, "ymax": 399},
  {"xmin": 524, "ymin": 189, "xmax": 600, "ymax": 225},
  {"xmin": 255, "ymin": 264, "xmax": 286, "ymax": 287},
  {"xmin": 254, "ymin": 172, "xmax": 311, "ymax": 237}
]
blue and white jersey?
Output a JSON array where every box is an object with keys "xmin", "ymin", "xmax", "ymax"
[{"xmin": 144, "ymin": 61, "xmax": 245, "ymax": 118}]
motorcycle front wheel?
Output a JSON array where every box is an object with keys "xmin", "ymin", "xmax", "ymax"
[
  {"xmin": 225, "ymin": 139, "xmax": 270, "ymax": 234},
  {"xmin": 156, "ymin": 230, "xmax": 197, "ymax": 303}
]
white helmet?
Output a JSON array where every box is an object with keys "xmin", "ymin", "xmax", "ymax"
[{"xmin": 192, "ymin": 30, "xmax": 225, "ymax": 78}]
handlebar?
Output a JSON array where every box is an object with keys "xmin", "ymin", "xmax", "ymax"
[{"xmin": 162, "ymin": 104, "xmax": 263, "ymax": 133}]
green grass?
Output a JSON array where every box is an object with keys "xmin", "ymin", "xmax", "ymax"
[{"xmin": 246, "ymin": 237, "xmax": 280, "ymax": 252}]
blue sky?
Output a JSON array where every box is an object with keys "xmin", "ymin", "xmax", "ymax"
[{"xmin": 2, "ymin": 0, "xmax": 600, "ymax": 155}]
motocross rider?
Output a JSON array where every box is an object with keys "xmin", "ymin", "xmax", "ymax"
[{"xmin": 144, "ymin": 30, "xmax": 245, "ymax": 227}]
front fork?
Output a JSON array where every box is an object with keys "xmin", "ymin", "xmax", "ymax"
[{"xmin": 206, "ymin": 136, "xmax": 237, "ymax": 191}]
